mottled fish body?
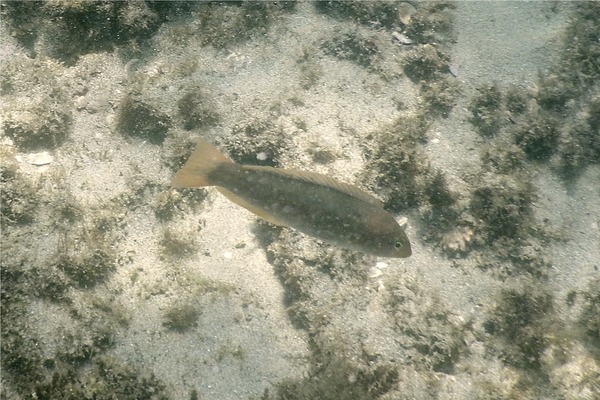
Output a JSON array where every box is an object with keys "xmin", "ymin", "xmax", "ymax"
[{"xmin": 172, "ymin": 140, "xmax": 411, "ymax": 258}]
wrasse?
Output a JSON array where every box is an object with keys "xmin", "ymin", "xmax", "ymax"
[{"xmin": 172, "ymin": 140, "xmax": 411, "ymax": 258}]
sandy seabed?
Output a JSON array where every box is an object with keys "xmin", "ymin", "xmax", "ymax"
[{"xmin": 1, "ymin": 2, "xmax": 599, "ymax": 400}]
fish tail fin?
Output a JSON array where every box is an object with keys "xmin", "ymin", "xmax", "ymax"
[{"xmin": 171, "ymin": 139, "xmax": 232, "ymax": 188}]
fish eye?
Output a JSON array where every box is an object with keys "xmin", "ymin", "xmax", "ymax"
[{"xmin": 394, "ymin": 241, "xmax": 404, "ymax": 249}]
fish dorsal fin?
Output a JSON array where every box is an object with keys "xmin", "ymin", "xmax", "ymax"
[
  {"xmin": 270, "ymin": 167, "xmax": 384, "ymax": 208},
  {"xmin": 216, "ymin": 187, "xmax": 290, "ymax": 227}
]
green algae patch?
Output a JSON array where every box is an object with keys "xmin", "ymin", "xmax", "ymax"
[
  {"xmin": 484, "ymin": 285, "xmax": 555, "ymax": 370},
  {"xmin": 321, "ymin": 32, "xmax": 380, "ymax": 68},
  {"xmin": 162, "ymin": 303, "xmax": 200, "ymax": 333},
  {"xmin": 579, "ymin": 277, "xmax": 600, "ymax": 350},
  {"xmin": 467, "ymin": 3, "xmax": 600, "ymax": 181},
  {"xmin": 158, "ymin": 224, "xmax": 199, "ymax": 261},
  {"xmin": 224, "ymin": 117, "xmax": 292, "ymax": 168},
  {"xmin": 362, "ymin": 114, "xmax": 432, "ymax": 212},
  {"xmin": 177, "ymin": 87, "xmax": 221, "ymax": 131},
  {"xmin": 1, "ymin": 56, "xmax": 72, "ymax": 150},
  {"xmin": 0, "ymin": 146, "xmax": 40, "ymax": 225},
  {"xmin": 116, "ymin": 95, "xmax": 172, "ymax": 145}
]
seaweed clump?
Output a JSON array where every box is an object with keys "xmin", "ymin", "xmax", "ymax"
[
  {"xmin": 153, "ymin": 188, "xmax": 207, "ymax": 223},
  {"xmin": 484, "ymin": 285, "xmax": 555, "ymax": 371},
  {"xmin": 468, "ymin": 83, "xmax": 506, "ymax": 137},
  {"xmin": 578, "ymin": 277, "xmax": 600, "ymax": 350},
  {"xmin": 403, "ymin": 43, "xmax": 450, "ymax": 83},
  {"xmin": 480, "ymin": 139, "xmax": 527, "ymax": 174},
  {"xmin": 264, "ymin": 233, "xmax": 402, "ymax": 399},
  {"xmin": 55, "ymin": 247, "xmax": 116, "ymax": 289},
  {"xmin": 467, "ymin": 4, "xmax": 600, "ymax": 180},
  {"xmin": 177, "ymin": 86, "xmax": 220, "ymax": 130},
  {"xmin": 315, "ymin": 1, "xmax": 401, "ymax": 28},
  {"xmin": 185, "ymin": 2, "xmax": 295, "ymax": 49},
  {"xmin": 444, "ymin": 172, "xmax": 553, "ymax": 277},
  {"xmin": 31, "ymin": 356, "xmax": 168, "ymax": 400},
  {"xmin": 321, "ymin": 32, "xmax": 380, "ymax": 68},
  {"xmin": 1, "ymin": 56, "xmax": 71, "ymax": 150},
  {"xmin": 158, "ymin": 224, "xmax": 199, "ymax": 260},
  {"xmin": 403, "ymin": 2, "xmax": 455, "ymax": 44},
  {"xmin": 0, "ymin": 146, "xmax": 40, "ymax": 225},
  {"xmin": 469, "ymin": 174, "xmax": 534, "ymax": 242},
  {"xmin": 556, "ymin": 94, "xmax": 600, "ymax": 179},
  {"xmin": 224, "ymin": 117, "xmax": 291, "ymax": 168},
  {"xmin": 162, "ymin": 303, "xmax": 200, "ymax": 333},
  {"xmin": 273, "ymin": 354, "xmax": 399, "ymax": 400},
  {"xmin": 386, "ymin": 279, "xmax": 466, "ymax": 374},
  {"xmin": 49, "ymin": 201, "xmax": 122, "ymax": 289},
  {"xmin": 468, "ymin": 81, "xmax": 562, "ymax": 162},
  {"xmin": 362, "ymin": 114, "xmax": 433, "ymax": 212},
  {"xmin": 420, "ymin": 77, "xmax": 461, "ymax": 118},
  {"xmin": 537, "ymin": 2, "xmax": 600, "ymax": 111},
  {"xmin": 512, "ymin": 107, "xmax": 560, "ymax": 161},
  {"xmin": 116, "ymin": 94, "xmax": 172, "ymax": 144},
  {"xmin": 1, "ymin": 1, "xmax": 184, "ymax": 64}
]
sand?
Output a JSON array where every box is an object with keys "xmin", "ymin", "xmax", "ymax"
[{"xmin": 2, "ymin": 2, "xmax": 599, "ymax": 399}]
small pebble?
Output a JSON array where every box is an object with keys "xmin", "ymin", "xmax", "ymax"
[
  {"xmin": 75, "ymin": 96, "xmax": 88, "ymax": 109},
  {"xmin": 105, "ymin": 114, "xmax": 116, "ymax": 126},
  {"xmin": 392, "ymin": 32, "xmax": 413, "ymax": 45},
  {"xmin": 375, "ymin": 261, "xmax": 388, "ymax": 269},
  {"xmin": 449, "ymin": 64, "xmax": 460, "ymax": 77},
  {"xmin": 29, "ymin": 152, "xmax": 53, "ymax": 166}
]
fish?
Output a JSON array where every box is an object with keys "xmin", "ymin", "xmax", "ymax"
[{"xmin": 171, "ymin": 139, "xmax": 411, "ymax": 258}]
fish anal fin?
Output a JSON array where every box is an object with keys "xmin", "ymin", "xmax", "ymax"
[{"xmin": 217, "ymin": 187, "xmax": 289, "ymax": 227}]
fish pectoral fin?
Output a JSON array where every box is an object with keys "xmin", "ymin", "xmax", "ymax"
[{"xmin": 216, "ymin": 187, "xmax": 289, "ymax": 227}]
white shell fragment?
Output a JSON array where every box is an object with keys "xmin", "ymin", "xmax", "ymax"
[
  {"xmin": 392, "ymin": 32, "xmax": 413, "ymax": 45},
  {"xmin": 449, "ymin": 63, "xmax": 461, "ymax": 77},
  {"xmin": 367, "ymin": 266, "xmax": 383, "ymax": 279},
  {"xmin": 397, "ymin": 216, "xmax": 409, "ymax": 228},
  {"xmin": 29, "ymin": 152, "xmax": 53, "ymax": 166}
]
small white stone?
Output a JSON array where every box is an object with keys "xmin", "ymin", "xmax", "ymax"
[
  {"xmin": 449, "ymin": 63, "xmax": 460, "ymax": 77},
  {"xmin": 392, "ymin": 32, "xmax": 413, "ymax": 45},
  {"xmin": 375, "ymin": 261, "xmax": 388, "ymax": 269},
  {"xmin": 29, "ymin": 152, "xmax": 53, "ymax": 166},
  {"xmin": 223, "ymin": 251, "xmax": 233, "ymax": 259},
  {"xmin": 397, "ymin": 216, "xmax": 408, "ymax": 228},
  {"xmin": 106, "ymin": 114, "xmax": 116, "ymax": 126},
  {"xmin": 75, "ymin": 96, "xmax": 88, "ymax": 109}
]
